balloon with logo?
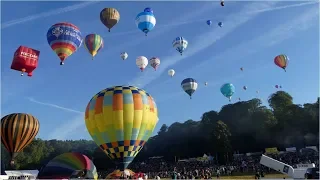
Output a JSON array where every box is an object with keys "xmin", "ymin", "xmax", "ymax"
[
  {"xmin": 144, "ymin": 7, "xmax": 153, "ymax": 13},
  {"xmin": 149, "ymin": 57, "xmax": 160, "ymax": 71},
  {"xmin": 243, "ymin": 86, "xmax": 247, "ymax": 90},
  {"xmin": 168, "ymin": 69, "xmax": 175, "ymax": 77},
  {"xmin": 218, "ymin": 22, "xmax": 223, "ymax": 27},
  {"xmin": 120, "ymin": 52, "xmax": 128, "ymax": 60},
  {"xmin": 83, "ymin": 34, "xmax": 104, "ymax": 60},
  {"xmin": 85, "ymin": 85, "xmax": 159, "ymax": 171},
  {"xmin": 220, "ymin": 83, "xmax": 235, "ymax": 102},
  {"xmin": 47, "ymin": 22, "xmax": 83, "ymax": 65},
  {"xmin": 136, "ymin": 56, "xmax": 148, "ymax": 72},
  {"xmin": 1, "ymin": 113, "xmax": 40, "ymax": 166},
  {"xmin": 100, "ymin": 8, "xmax": 120, "ymax": 32},
  {"xmin": 206, "ymin": 20, "xmax": 212, "ymax": 26},
  {"xmin": 173, "ymin": 37, "xmax": 188, "ymax": 55},
  {"xmin": 274, "ymin": 54, "xmax": 289, "ymax": 72},
  {"xmin": 181, "ymin": 78, "xmax": 198, "ymax": 99},
  {"xmin": 135, "ymin": 11, "xmax": 156, "ymax": 36}
]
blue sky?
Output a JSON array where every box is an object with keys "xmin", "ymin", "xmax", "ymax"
[{"xmin": 1, "ymin": 1, "xmax": 319, "ymax": 140}]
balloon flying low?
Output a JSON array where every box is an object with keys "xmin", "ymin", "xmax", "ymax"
[
  {"xmin": 168, "ymin": 69, "xmax": 175, "ymax": 77},
  {"xmin": 181, "ymin": 78, "xmax": 198, "ymax": 99},
  {"xmin": 85, "ymin": 85, "xmax": 159, "ymax": 170},
  {"xmin": 220, "ymin": 83, "xmax": 235, "ymax": 102}
]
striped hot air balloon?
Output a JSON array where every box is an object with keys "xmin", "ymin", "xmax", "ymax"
[
  {"xmin": 85, "ymin": 86, "xmax": 159, "ymax": 170},
  {"xmin": 173, "ymin": 37, "xmax": 188, "ymax": 55},
  {"xmin": 1, "ymin": 113, "xmax": 40, "ymax": 166},
  {"xmin": 274, "ymin": 54, "xmax": 289, "ymax": 72},
  {"xmin": 83, "ymin": 34, "xmax": 104, "ymax": 60},
  {"xmin": 47, "ymin": 22, "xmax": 83, "ymax": 65},
  {"xmin": 100, "ymin": 8, "xmax": 120, "ymax": 32},
  {"xmin": 181, "ymin": 78, "xmax": 198, "ymax": 99},
  {"xmin": 135, "ymin": 11, "xmax": 156, "ymax": 36},
  {"xmin": 149, "ymin": 57, "xmax": 160, "ymax": 71}
]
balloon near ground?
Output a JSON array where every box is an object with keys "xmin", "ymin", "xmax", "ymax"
[
  {"xmin": 1, "ymin": 113, "xmax": 40, "ymax": 165},
  {"xmin": 84, "ymin": 85, "xmax": 159, "ymax": 170}
]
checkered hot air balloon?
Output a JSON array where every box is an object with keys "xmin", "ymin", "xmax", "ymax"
[
  {"xmin": 135, "ymin": 11, "xmax": 156, "ymax": 36},
  {"xmin": 181, "ymin": 78, "xmax": 198, "ymax": 99},
  {"xmin": 84, "ymin": 86, "xmax": 159, "ymax": 171},
  {"xmin": 47, "ymin": 22, "xmax": 83, "ymax": 65}
]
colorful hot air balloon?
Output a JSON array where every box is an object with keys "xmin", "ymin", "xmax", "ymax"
[
  {"xmin": 1, "ymin": 113, "xmax": 40, "ymax": 166},
  {"xmin": 136, "ymin": 56, "xmax": 148, "ymax": 72},
  {"xmin": 47, "ymin": 22, "xmax": 83, "ymax": 65},
  {"xmin": 100, "ymin": 8, "xmax": 120, "ymax": 32},
  {"xmin": 275, "ymin": 85, "xmax": 279, "ymax": 88},
  {"xmin": 120, "ymin": 52, "xmax": 128, "ymax": 60},
  {"xmin": 149, "ymin": 57, "xmax": 160, "ymax": 71},
  {"xmin": 221, "ymin": 0, "xmax": 225, "ymax": 6},
  {"xmin": 173, "ymin": 37, "xmax": 188, "ymax": 55},
  {"xmin": 144, "ymin": 7, "xmax": 153, "ymax": 13},
  {"xmin": 206, "ymin": 20, "xmax": 212, "ymax": 26},
  {"xmin": 274, "ymin": 54, "xmax": 289, "ymax": 72},
  {"xmin": 168, "ymin": 69, "xmax": 175, "ymax": 77},
  {"xmin": 243, "ymin": 86, "xmax": 247, "ymax": 90},
  {"xmin": 220, "ymin": 83, "xmax": 235, "ymax": 102},
  {"xmin": 240, "ymin": 67, "xmax": 244, "ymax": 71},
  {"xmin": 85, "ymin": 86, "xmax": 159, "ymax": 170},
  {"xmin": 181, "ymin": 78, "xmax": 198, "ymax": 99},
  {"xmin": 135, "ymin": 11, "xmax": 156, "ymax": 36},
  {"xmin": 84, "ymin": 34, "xmax": 104, "ymax": 60},
  {"xmin": 11, "ymin": 46, "xmax": 40, "ymax": 77},
  {"xmin": 37, "ymin": 152, "xmax": 98, "ymax": 179},
  {"xmin": 218, "ymin": 22, "xmax": 223, "ymax": 27}
]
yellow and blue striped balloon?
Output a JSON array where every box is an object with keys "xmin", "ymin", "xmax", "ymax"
[
  {"xmin": 85, "ymin": 86, "xmax": 159, "ymax": 170},
  {"xmin": 84, "ymin": 34, "xmax": 104, "ymax": 59}
]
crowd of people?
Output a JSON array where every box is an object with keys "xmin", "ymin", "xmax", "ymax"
[{"xmin": 97, "ymin": 150, "xmax": 319, "ymax": 179}]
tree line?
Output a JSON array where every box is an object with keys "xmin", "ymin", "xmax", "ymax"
[{"xmin": 1, "ymin": 91, "xmax": 319, "ymax": 171}]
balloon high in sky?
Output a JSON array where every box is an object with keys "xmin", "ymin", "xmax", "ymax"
[{"xmin": 100, "ymin": 8, "xmax": 120, "ymax": 32}]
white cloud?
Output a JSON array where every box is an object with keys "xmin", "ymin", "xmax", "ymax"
[
  {"xmin": 27, "ymin": 97, "xmax": 84, "ymax": 114},
  {"xmin": 1, "ymin": 1, "xmax": 99, "ymax": 29}
]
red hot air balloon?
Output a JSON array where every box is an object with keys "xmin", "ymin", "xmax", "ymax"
[
  {"xmin": 11, "ymin": 46, "xmax": 40, "ymax": 77},
  {"xmin": 274, "ymin": 54, "xmax": 289, "ymax": 72}
]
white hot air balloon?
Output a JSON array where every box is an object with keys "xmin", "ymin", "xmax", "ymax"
[
  {"xmin": 120, "ymin": 52, "xmax": 128, "ymax": 60},
  {"xmin": 205, "ymin": 82, "xmax": 208, "ymax": 86},
  {"xmin": 168, "ymin": 69, "xmax": 175, "ymax": 77},
  {"xmin": 136, "ymin": 56, "xmax": 148, "ymax": 72}
]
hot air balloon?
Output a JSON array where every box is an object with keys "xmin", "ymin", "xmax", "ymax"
[
  {"xmin": 168, "ymin": 69, "xmax": 175, "ymax": 77},
  {"xmin": 206, "ymin": 20, "xmax": 212, "ymax": 26},
  {"xmin": 144, "ymin": 7, "xmax": 153, "ymax": 13},
  {"xmin": 274, "ymin": 54, "xmax": 289, "ymax": 72},
  {"xmin": 275, "ymin": 85, "xmax": 279, "ymax": 88},
  {"xmin": 221, "ymin": 0, "xmax": 225, "ymax": 6},
  {"xmin": 100, "ymin": 8, "xmax": 120, "ymax": 32},
  {"xmin": 47, "ymin": 22, "xmax": 83, "ymax": 65},
  {"xmin": 238, "ymin": 98, "xmax": 241, "ymax": 101},
  {"xmin": 136, "ymin": 56, "xmax": 148, "ymax": 72},
  {"xmin": 11, "ymin": 46, "xmax": 40, "ymax": 77},
  {"xmin": 84, "ymin": 34, "xmax": 104, "ymax": 60},
  {"xmin": 181, "ymin": 78, "xmax": 198, "ymax": 99},
  {"xmin": 37, "ymin": 152, "xmax": 98, "ymax": 179},
  {"xmin": 240, "ymin": 67, "xmax": 244, "ymax": 71},
  {"xmin": 85, "ymin": 86, "xmax": 159, "ymax": 171},
  {"xmin": 220, "ymin": 83, "xmax": 235, "ymax": 102},
  {"xmin": 1, "ymin": 113, "xmax": 40, "ymax": 166},
  {"xmin": 120, "ymin": 52, "xmax": 128, "ymax": 60},
  {"xmin": 280, "ymin": 85, "xmax": 282, "ymax": 88},
  {"xmin": 205, "ymin": 82, "xmax": 208, "ymax": 86},
  {"xmin": 149, "ymin": 57, "xmax": 160, "ymax": 71},
  {"xmin": 243, "ymin": 86, "xmax": 247, "ymax": 90},
  {"xmin": 173, "ymin": 37, "xmax": 188, "ymax": 55},
  {"xmin": 256, "ymin": 90, "xmax": 259, "ymax": 94},
  {"xmin": 218, "ymin": 22, "xmax": 223, "ymax": 27},
  {"xmin": 135, "ymin": 11, "xmax": 156, "ymax": 36}
]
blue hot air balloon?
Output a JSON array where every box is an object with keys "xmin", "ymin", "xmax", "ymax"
[
  {"xmin": 220, "ymin": 83, "xmax": 235, "ymax": 102},
  {"xmin": 135, "ymin": 11, "xmax": 156, "ymax": 36},
  {"xmin": 172, "ymin": 37, "xmax": 188, "ymax": 55},
  {"xmin": 218, "ymin": 22, "xmax": 223, "ymax": 27},
  {"xmin": 206, "ymin": 20, "xmax": 212, "ymax": 26},
  {"xmin": 181, "ymin": 78, "xmax": 198, "ymax": 99},
  {"xmin": 144, "ymin": 7, "xmax": 153, "ymax": 13}
]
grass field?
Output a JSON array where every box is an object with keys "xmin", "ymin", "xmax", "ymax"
[{"xmin": 218, "ymin": 173, "xmax": 289, "ymax": 179}]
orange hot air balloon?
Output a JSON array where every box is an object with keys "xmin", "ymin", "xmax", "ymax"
[
  {"xmin": 274, "ymin": 54, "xmax": 289, "ymax": 72},
  {"xmin": 1, "ymin": 113, "xmax": 40, "ymax": 166}
]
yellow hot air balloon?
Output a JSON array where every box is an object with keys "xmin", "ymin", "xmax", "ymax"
[
  {"xmin": 85, "ymin": 86, "xmax": 159, "ymax": 170},
  {"xmin": 100, "ymin": 8, "xmax": 120, "ymax": 32}
]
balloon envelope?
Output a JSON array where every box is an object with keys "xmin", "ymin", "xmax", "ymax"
[
  {"xmin": 85, "ymin": 86, "xmax": 159, "ymax": 170},
  {"xmin": 120, "ymin": 52, "xmax": 128, "ymax": 60},
  {"xmin": 84, "ymin": 34, "xmax": 104, "ymax": 58},
  {"xmin": 173, "ymin": 37, "xmax": 188, "ymax": 55},
  {"xmin": 274, "ymin": 54, "xmax": 289, "ymax": 71},
  {"xmin": 181, "ymin": 78, "xmax": 198, "ymax": 98},
  {"xmin": 100, "ymin": 8, "xmax": 120, "ymax": 32},
  {"xmin": 1, "ymin": 113, "xmax": 40, "ymax": 161},
  {"xmin": 136, "ymin": 56, "xmax": 148, "ymax": 71},
  {"xmin": 206, "ymin": 20, "xmax": 212, "ymax": 25},
  {"xmin": 149, "ymin": 57, "xmax": 160, "ymax": 70},
  {"xmin": 135, "ymin": 11, "xmax": 156, "ymax": 35},
  {"xmin": 168, "ymin": 69, "xmax": 175, "ymax": 77},
  {"xmin": 144, "ymin": 7, "xmax": 153, "ymax": 13},
  {"xmin": 220, "ymin": 83, "xmax": 235, "ymax": 100}
]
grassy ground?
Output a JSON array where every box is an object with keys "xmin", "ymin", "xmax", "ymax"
[{"xmin": 219, "ymin": 173, "xmax": 289, "ymax": 179}]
